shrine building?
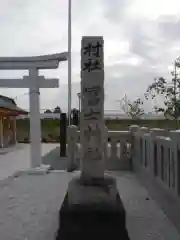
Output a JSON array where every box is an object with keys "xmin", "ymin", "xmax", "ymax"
[{"xmin": 0, "ymin": 95, "xmax": 28, "ymax": 148}]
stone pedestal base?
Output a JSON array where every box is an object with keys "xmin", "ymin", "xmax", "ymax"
[
  {"xmin": 67, "ymin": 175, "xmax": 118, "ymax": 205},
  {"xmin": 56, "ymin": 175, "xmax": 130, "ymax": 240}
]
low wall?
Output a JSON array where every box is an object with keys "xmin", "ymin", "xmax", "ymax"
[
  {"xmin": 67, "ymin": 126, "xmax": 133, "ymax": 171},
  {"xmin": 131, "ymin": 126, "xmax": 180, "ymax": 233}
]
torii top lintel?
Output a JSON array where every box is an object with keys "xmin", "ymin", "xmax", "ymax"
[{"xmin": 0, "ymin": 52, "xmax": 68, "ymax": 70}]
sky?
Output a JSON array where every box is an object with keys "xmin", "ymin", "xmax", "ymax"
[{"xmin": 0, "ymin": 0, "xmax": 180, "ymax": 113}]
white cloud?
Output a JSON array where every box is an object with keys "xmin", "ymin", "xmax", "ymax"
[
  {"xmin": 128, "ymin": 0, "xmax": 180, "ymax": 20},
  {"xmin": 0, "ymin": 0, "xmax": 180, "ymax": 112}
]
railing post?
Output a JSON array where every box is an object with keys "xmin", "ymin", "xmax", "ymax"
[
  {"xmin": 60, "ymin": 113, "xmax": 67, "ymax": 157},
  {"xmin": 163, "ymin": 143, "xmax": 169, "ymax": 184},
  {"xmin": 111, "ymin": 137, "xmax": 118, "ymax": 159},
  {"xmin": 169, "ymin": 130, "xmax": 180, "ymax": 196},
  {"xmin": 77, "ymin": 130, "xmax": 81, "ymax": 161},
  {"xmin": 120, "ymin": 140, "xmax": 126, "ymax": 160},
  {"xmin": 149, "ymin": 128, "xmax": 165, "ymax": 177},
  {"xmin": 104, "ymin": 126, "xmax": 108, "ymax": 162},
  {"xmin": 139, "ymin": 127, "xmax": 149, "ymax": 167},
  {"xmin": 129, "ymin": 125, "xmax": 139, "ymax": 166},
  {"xmin": 67, "ymin": 125, "xmax": 78, "ymax": 172}
]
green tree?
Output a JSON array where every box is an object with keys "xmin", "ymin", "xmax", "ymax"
[
  {"xmin": 53, "ymin": 106, "xmax": 61, "ymax": 114},
  {"xmin": 118, "ymin": 94, "xmax": 144, "ymax": 119},
  {"xmin": 145, "ymin": 74, "xmax": 180, "ymax": 121},
  {"xmin": 71, "ymin": 108, "xmax": 79, "ymax": 114},
  {"xmin": 44, "ymin": 109, "xmax": 52, "ymax": 113}
]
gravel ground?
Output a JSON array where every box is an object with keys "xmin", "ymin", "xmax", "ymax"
[
  {"xmin": 42, "ymin": 145, "xmax": 126, "ymax": 171},
  {"xmin": 0, "ymin": 145, "xmax": 180, "ymax": 240},
  {"xmin": 114, "ymin": 171, "xmax": 180, "ymax": 240},
  {"xmin": 0, "ymin": 172, "xmax": 70, "ymax": 240},
  {"xmin": 42, "ymin": 147, "xmax": 68, "ymax": 170},
  {"xmin": 0, "ymin": 144, "xmax": 59, "ymax": 181},
  {"xmin": 0, "ymin": 171, "xmax": 179, "ymax": 240}
]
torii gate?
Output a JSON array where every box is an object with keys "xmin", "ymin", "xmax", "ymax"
[{"xmin": 0, "ymin": 53, "xmax": 68, "ymax": 168}]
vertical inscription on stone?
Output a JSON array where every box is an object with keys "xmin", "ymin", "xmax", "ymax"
[
  {"xmin": 82, "ymin": 41, "xmax": 103, "ymax": 72},
  {"xmin": 81, "ymin": 36, "xmax": 104, "ymax": 167}
]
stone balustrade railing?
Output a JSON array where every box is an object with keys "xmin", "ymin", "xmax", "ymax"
[
  {"xmin": 106, "ymin": 130, "xmax": 132, "ymax": 165},
  {"xmin": 131, "ymin": 125, "xmax": 180, "ymax": 197},
  {"xmin": 67, "ymin": 124, "xmax": 180, "ymax": 197},
  {"xmin": 67, "ymin": 125, "xmax": 133, "ymax": 171}
]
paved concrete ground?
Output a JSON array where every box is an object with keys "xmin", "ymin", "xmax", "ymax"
[
  {"xmin": 0, "ymin": 171, "xmax": 179, "ymax": 240},
  {"xmin": 42, "ymin": 146, "xmax": 68, "ymax": 170},
  {"xmin": 0, "ymin": 144, "xmax": 180, "ymax": 239},
  {"xmin": 0, "ymin": 144, "xmax": 59, "ymax": 180},
  {"xmin": 134, "ymin": 165, "xmax": 180, "ymax": 236},
  {"xmin": 113, "ymin": 171, "xmax": 180, "ymax": 240},
  {"xmin": 42, "ymin": 145, "xmax": 128, "ymax": 171}
]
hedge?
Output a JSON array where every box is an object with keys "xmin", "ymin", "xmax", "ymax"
[{"xmin": 16, "ymin": 119, "xmax": 178, "ymax": 131}]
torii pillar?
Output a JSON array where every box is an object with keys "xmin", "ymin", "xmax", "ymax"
[{"xmin": 0, "ymin": 53, "xmax": 68, "ymax": 168}]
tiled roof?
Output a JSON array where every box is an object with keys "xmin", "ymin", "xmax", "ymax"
[
  {"xmin": 0, "ymin": 95, "xmax": 28, "ymax": 114},
  {"xmin": 0, "ymin": 95, "xmax": 15, "ymax": 105}
]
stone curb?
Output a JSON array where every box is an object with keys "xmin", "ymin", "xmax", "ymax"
[{"xmin": 12, "ymin": 164, "xmax": 52, "ymax": 177}]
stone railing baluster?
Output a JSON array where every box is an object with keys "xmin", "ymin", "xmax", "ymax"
[
  {"xmin": 111, "ymin": 138, "xmax": 118, "ymax": 159},
  {"xmin": 120, "ymin": 140, "xmax": 126, "ymax": 161},
  {"xmin": 149, "ymin": 128, "xmax": 168, "ymax": 177},
  {"xmin": 129, "ymin": 125, "xmax": 139, "ymax": 170},
  {"xmin": 107, "ymin": 130, "xmax": 132, "ymax": 170},
  {"xmin": 139, "ymin": 127, "xmax": 149, "ymax": 167}
]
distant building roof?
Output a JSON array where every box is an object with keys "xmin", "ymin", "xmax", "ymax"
[{"xmin": 0, "ymin": 95, "xmax": 28, "ymax": 116}]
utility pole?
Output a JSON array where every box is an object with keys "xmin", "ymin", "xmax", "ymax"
[
  {"xmin": 174, "ymin": 60, "xmax": 177, "ymax": 118},
  {"xmin": 68, "ymin": 0, "xmax": 72, "ymax": 126}
]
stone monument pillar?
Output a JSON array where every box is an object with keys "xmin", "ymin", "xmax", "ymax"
[
  {"xmin": 80, "ymin": 36, "xmax": 105, "ymax": 181},
  {"xmin": 56, "ymin": 36, "xmax": 130, "ymax": 240}
]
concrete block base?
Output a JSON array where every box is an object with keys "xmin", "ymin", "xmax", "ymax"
[
  {"xmin": 67, "ymin": 175, "xmax": 118, "ymax": 205},
  {"xmin": 13, "ymin": 164, "xmax": 51, "ymax": 177},
  {"xmin": 56, "ymin": 175, "xmax": 130, "ymax": 240}
]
